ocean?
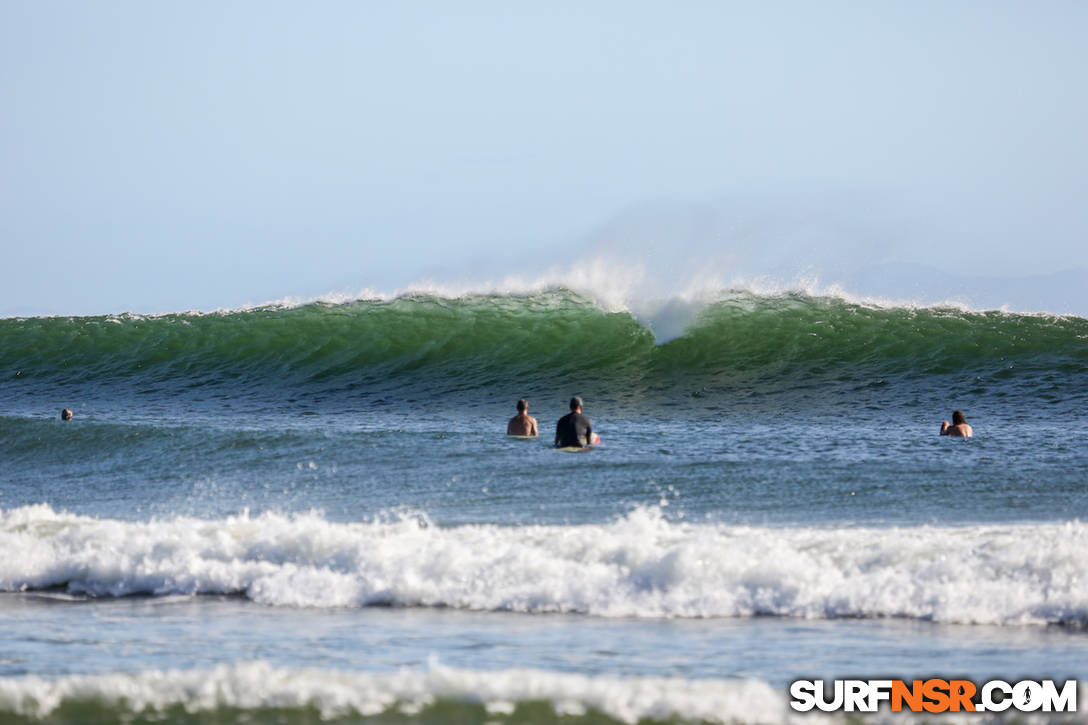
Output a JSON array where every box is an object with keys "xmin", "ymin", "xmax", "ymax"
[{"xmin": 2, "ymin": 288, "xmax": 1087, "ymax": 724}]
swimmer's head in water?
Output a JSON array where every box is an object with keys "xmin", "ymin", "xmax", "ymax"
[
  {"xmin": 516, "ymin": 399, "xmax": 528, "ymax": 412},
  {"xmin": 952, "ymin": 410, "xmax": 966, "ymax": 425},
  {"xmin": 569, "ymin": 396, "xmax": 583, "ymax": 411},
  {"xmin": 61, "ymin": 408, "xmax": 73, "ymax": 421}
]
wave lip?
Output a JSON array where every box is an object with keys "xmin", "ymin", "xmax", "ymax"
[{"xmin": 3, "ymin": 505, "xmax": 1087, "ymax": 625}]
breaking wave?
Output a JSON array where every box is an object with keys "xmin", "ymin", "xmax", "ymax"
[
  {"xmin": 2, "ymin": 289, "xmax": 1085, "ymax": 411},
  {"xmin": 3, "ymin": 504, "xmax": 1086, "ymax": 625}
]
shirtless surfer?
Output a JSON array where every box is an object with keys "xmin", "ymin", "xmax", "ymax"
[
  {"xmin": 555, "ymin": 396, "xmax": 596, "ymax": 448},
  {"xmin": 940, "ymin": 410, "xmax": 973, "ymax": 438},
  {"xmin": 507, "ymin": 399, "xmax": 538, "ymax": 436}
]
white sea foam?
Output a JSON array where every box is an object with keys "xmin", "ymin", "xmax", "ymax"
[
  {"xmin": 2, "ymin": 504, "xmax": 1086, "ymax": 624},
  {"xmin": 0, "ymin": 661, "xmax": 791, "ymax": 723},
  {"xmin": 0, "ymin": 662, "xmax": 1084, "ymax": 724}
]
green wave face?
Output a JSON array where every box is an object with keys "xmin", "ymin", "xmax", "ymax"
[
  {"xmin": 2, "ymin": 290, "xmax": 1085, "ymax": 412},
  {"xmin": 664, "ymin": 292, "xmax": 1087, "ymax": 372}
]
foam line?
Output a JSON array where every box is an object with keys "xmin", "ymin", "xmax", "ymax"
[
  {"xmin": 3, "ymin": 505, "xmax": 1087, "ymax": 625},
  {"xmin": 2, "ymin": 662, "xmax": 1084, "ymax": 723},
  {"xmin": 0, "ymin": 661, "xmax": 790, "ymax": 723}
]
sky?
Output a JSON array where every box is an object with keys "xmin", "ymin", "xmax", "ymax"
[{"xmin": 2, "ymin": 1, "xmax": 1086, "ymax": 316}]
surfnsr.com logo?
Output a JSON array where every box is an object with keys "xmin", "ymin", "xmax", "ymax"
[{"xmin": 789, "ymin": 679, "xmax": 1077, "ymax": 713}]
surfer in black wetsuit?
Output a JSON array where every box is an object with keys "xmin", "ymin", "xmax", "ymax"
[{"xmin": 555, "ymin": 396, "xmax": 594, "ymax": 448}]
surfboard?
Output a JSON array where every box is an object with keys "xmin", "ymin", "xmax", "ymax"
[{"xmin": 556, "ymin": 434, "xmax": 601, "ymax": 452}]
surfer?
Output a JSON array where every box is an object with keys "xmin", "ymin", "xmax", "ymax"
[
  {"xmin": 507, "ymin": 399, "xmax": 539, "ymax": 436},
  {"xmin": 940, "ymin": 410, "xmax": 973, "ymax": 438},
  {"xmin": 555, "ymin": 396, "xmax": 594, "ymax": 448},
  {"xmin": 60, "ymin": 408, "xmax": 73, "ymax": 421}
]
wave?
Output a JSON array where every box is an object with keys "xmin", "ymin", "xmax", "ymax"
[
  {"xmin": 1, "ymin": 661, "xmax": 1085, "ymax": 725},
  {"xmin": 3, "ymin": 505, "xmax": 1087, "ymax": 625},
  {"xmin": 2, "ymin": 289, "xmax": 1085, "ymax": 410},
  {"xmin": 0, "ymin": 661, "xmax": 788, "ymax": 724}
]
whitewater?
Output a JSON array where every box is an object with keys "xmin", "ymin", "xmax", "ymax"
[
  {"xmin": 3, "ymin": 505, "xmax": 1087, "ymax": 624},
  {"xmin": 2, "ymin": 282, "xmax": 1087, "ymax": 724}
]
